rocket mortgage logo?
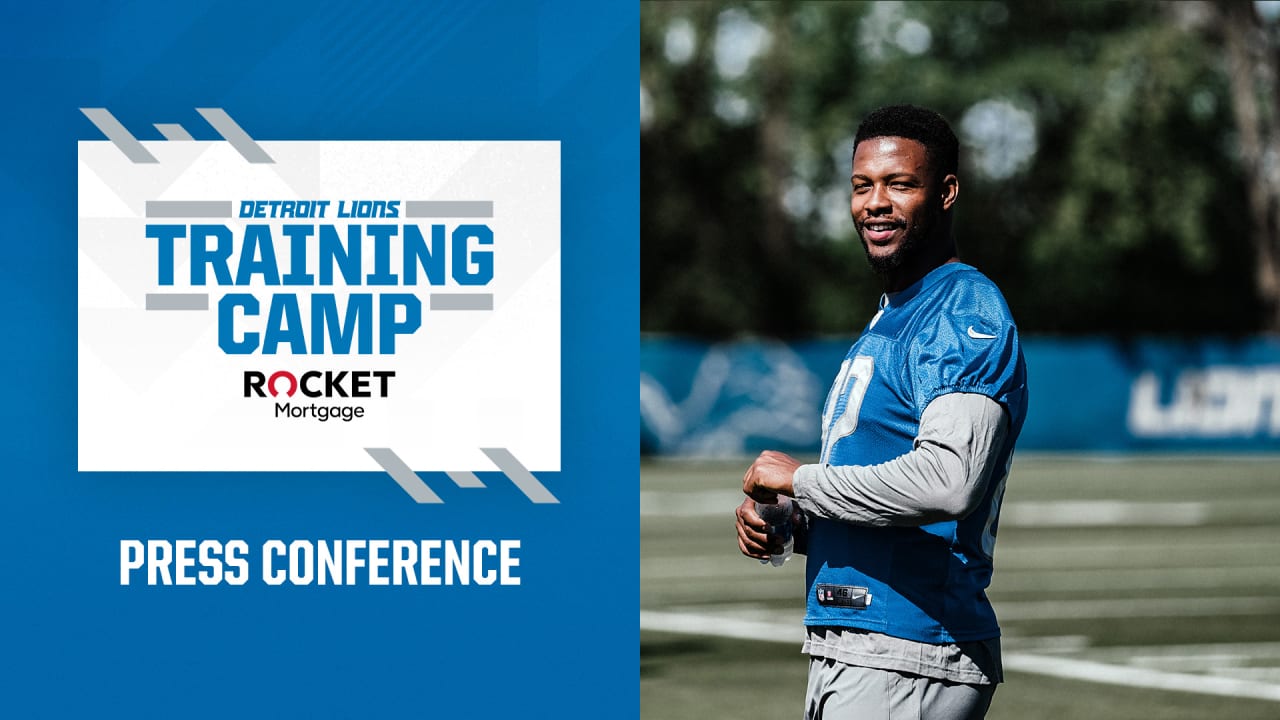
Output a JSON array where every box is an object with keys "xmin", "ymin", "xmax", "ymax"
[{"xmin": 77, "ymin": 109, "xmax": 561, "ymax": 490}]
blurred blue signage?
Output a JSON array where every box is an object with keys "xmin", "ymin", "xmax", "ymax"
[{"xmin": 641, "ymin": 337, "xmax": 1280, "ymax": 454}]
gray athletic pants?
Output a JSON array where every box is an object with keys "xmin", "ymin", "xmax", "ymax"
[{"xmin": 805, "ymin": 656, "xmax": 996, "ymax": 720}]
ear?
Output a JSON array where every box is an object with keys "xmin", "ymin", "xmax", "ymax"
[{"xmin": 939, "ymin": 173, "xmax": 959, "ymax": 211}]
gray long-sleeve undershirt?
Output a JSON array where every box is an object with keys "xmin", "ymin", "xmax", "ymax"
[{"xmin": 793, "ymin": 392, "xmax": 1009, "ymax": 527}]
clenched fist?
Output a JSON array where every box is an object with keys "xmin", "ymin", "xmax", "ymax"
[{"xmin": 742, "ymin": 450, "xmax": 802, "ymax": 503}]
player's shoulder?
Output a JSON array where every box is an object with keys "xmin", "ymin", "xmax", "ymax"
[
  {"xmin": 868, "ymin": 263, "xmax": 1015, "ymax": 343},
  {"xmin": 900, "ymin": 263, "xmax": 1020, "ymax": 353},
  {"xmin": 926, "ymin": 263, "xmax": 1015, "ymax": 322}
]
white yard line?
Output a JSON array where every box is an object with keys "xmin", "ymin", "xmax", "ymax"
[
  {"xmin": 640, "ymin": 489, "xmax": 744, "ymax": 517},
  {"xmin": 645, "ymin": 596, "xmax": 1280, "ymax": 622},
  {"xmin": 641, "ymin": 491, "xmax": 1215, "ymax": 527},
  {"xmin": 640, "ymin": 609, "xmax": 803, "ymax": 644},
  {"xmin": 642, "ymin": 557, "xmax": 1280, "ymax": 592},
  {"xmin": 639, "ymin": 609, "xmax": 1280, "ymax": 702},
  {"xmin": 642, "ymin": 557, "xmax": 801, "ymax": 580},
  {"xmin": 1000, "ymin": 653, "xmax": 1280, "ymax": 702},
  {"xmin": 1091, "ymin": 641, "xmax": 1280, "ymax": 659},
  {"xmin": 993, "ymin": 565, "xmax": 1280, "ymax": 593},
  {"xmin": 1001, "ymin": 500, "xmax": 1207, "ymax": 526},
  {"xmin": 996, "ymin": 539, "xmax": 1280, "ymax": 569},
  {"xmin": 994, "ymin": 596, "xmax": 1280, "ymax": 621}
]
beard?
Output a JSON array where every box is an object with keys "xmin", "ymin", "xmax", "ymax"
[
  {"xmin": 856, "ymin": 202, "xmax": 942, "ymax": 273},
  {"xmin": 858, "ymin": 215, "xmax": 929, "ymax": 273}
]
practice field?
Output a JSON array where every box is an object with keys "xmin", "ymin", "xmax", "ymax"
[{"xmin": 641, "ymin": 456, "xmax": 1280, "ymax": 719}]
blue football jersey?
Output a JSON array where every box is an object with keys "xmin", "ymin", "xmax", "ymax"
[{"xmin": 804, "ymin": 262, "xmax": 1028, "ymax": 643}]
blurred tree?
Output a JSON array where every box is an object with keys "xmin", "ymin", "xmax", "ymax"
[
  {"xmin": 1205, "ymin": 0, "xmax": 1280, "ymax": 332},
  {"xmin": 641, "ymin": 1, "xmax": 1271, "ymax": 337}
]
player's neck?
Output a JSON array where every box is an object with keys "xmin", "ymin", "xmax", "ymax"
[{"xmin": 882, "ymin": 240, "xmax": 959, "ymax": 293}]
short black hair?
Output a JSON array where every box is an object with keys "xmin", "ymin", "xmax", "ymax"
[{"xmin": 853, "ymin": 105, "xmax": 959, "ymax": 180}]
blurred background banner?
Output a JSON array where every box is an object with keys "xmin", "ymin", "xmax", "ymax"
[{"xmin": 642, "ymin": 337, "xmax": 1280, "ymax": 454}]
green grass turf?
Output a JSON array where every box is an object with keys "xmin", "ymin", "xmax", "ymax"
[{"xmin": 641, "ymin": 456, "xmax": 1280, "ymax": 719}]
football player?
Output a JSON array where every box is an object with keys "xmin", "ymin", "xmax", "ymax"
[{"xmin": 736, "ymin": 105, "xmax": 1029, "ymax": 720}]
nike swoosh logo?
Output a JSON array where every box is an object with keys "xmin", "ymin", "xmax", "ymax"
[{"xmin": 967, "ymin": 326, "xmax": 996, "ymax": 340}]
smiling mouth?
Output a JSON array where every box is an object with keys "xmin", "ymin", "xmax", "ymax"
[{"xmin": 861, "ymin": 220, "xmax": 904, "ymax": 244}]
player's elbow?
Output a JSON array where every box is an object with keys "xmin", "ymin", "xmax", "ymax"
[
  {"xmin": 928, "ymin": 482, "xmax": 984, "ymax": 521},
  {"xmin": 912, "ymin": 442, "xmax": 985, "ymax": 521}
]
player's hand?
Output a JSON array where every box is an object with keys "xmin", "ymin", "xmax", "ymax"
[
  {"xmin": 735, "ymin": 497, "xmax": 773, "ymax": 560},
  {"xmin": 742, "ymin": 450, "xmax": 802, "ymax": 503}
]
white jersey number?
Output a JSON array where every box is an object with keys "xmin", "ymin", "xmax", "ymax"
[{"xmin": 820, "ymin": 355, "xmax": 874, "ymax": 463}]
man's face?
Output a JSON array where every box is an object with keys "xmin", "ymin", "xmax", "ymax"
[{"xmin": 850, "ymin": 136, "xmax": 952, "ymax": 272}]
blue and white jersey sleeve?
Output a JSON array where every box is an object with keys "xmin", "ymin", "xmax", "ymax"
[{"xmin": 909, "ymin": 279, "xmax": 1025, "ymax": 420}]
